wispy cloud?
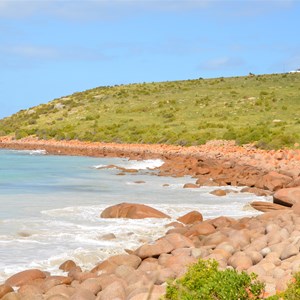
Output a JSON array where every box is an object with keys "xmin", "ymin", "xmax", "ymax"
[
  {"xmin": 1, "ymin": 0, "xmax": 271, "ymax": 21},
  {"xmin": 0, "ymin": 44, "xmax": 110, "ymax": 69},
  {"xmin": 199, "ymin": 57, "xmax": 244, "ymax": 71},
  {"xmin": 0, "ymin": 0, "xmax": 296, "ymax": 24},
  {"xmin": 9, "ymin": 45, "xmax": 59, "ymax": 59}
]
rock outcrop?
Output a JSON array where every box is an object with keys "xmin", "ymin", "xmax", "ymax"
[
  {"xmin": 273, "ymin": 187, "xmax": 300, "ymax": 207},
  {"xmin": 100, "ymin": 202, "xmax": 170, "ymax": 219}
]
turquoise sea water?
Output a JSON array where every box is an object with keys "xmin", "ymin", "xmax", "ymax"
[{"xmin": 0, "ymin": 149, "xmax": 267, "ymax": 282}]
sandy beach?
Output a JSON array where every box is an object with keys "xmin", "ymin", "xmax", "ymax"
[{"xmin": 1, "ymin": 137, "xmax": 300, "ymax": 299}]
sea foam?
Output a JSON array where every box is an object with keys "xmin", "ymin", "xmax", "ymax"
[{"xmin": 94, "ymin": 158, "xmax": 164, "ymax": 170}]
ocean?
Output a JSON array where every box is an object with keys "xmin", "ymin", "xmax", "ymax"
[{"xmin": 0, "ymin": 149, "xmax": 267, "ymax": 282}]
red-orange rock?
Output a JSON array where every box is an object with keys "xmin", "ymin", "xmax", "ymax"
[
  {"xmin": 0, "ymin": 284, "xmax": 14, "ymax": 299},
  {"xmin": 40, "ymin": 276, "xmax": 73, "ymax": 292},
  {"xmin": 210, "ymin": 189, "xmax": 227, "ymax": 196},
  {"xmin": 185, "ymin": 222, "xmax": 216, "ymax": 237},
  {"xmin": 5, "ymin": 269, "xmax": 46, "ymax": 287},
  {"xmin": 100, "ymin": 202, "xmax": 170, "ymax": 219},
  {"xmin": 196, "ymin": 167, "xmax": 210, "ymax": 175},
  {"xmin": 164, "ymin": 233, "xmax": 194, "ymax": 249},
  {"xmin": 196, "ymin": 177, "xmax": 219, "ymax": 186},
  {"xmin": 59, "ymin": 260, "xmax": 77, "ymax": 272},
  {"xmin": 209, "ymin": 216, "xmax": 236, "ymax": 229},
  {"xmin": 177, "ymin": 211, "xmax": 203, "ymax": 224},
  {"xmin": 134, "ymin": 238, "xmax": 174, "ymax": 259},
  {"xmin": 91, "ymin": 254, "xmax": 141, "ymax": 274},
  {"xmin": 250, "ymin": 201, "xmax": 290, "ymax": 212},
  {"xmin": 183, "ymin": 183, "xmax": 199, "ymax": 189},
  {"xmin": 240, "ymin": 187, "xmax": 273, "ymax": 196},
  {"xmin": 258, "ymin": 171, "xmax": 292, "ymax": 191},
  {"xmin": 273, "ymin": 187, "xmax": 300, "ymax": 207}
]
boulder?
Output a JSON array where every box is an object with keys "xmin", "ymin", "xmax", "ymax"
[
  {"xmin": 240, "ymin": 187, "xmax": 273, "ymax": 197},
  {"xmin": 177, "ymin": 211, "xmax": 203, "ymax": 224},
  {"xmin": 209, "ymin": 216, "xmax": 236, "ymax": 229},
  {"xmin": 41, "ymin": 276, "xmax": 73, "ymax": 292},
  {"xmin": 185, "ymin": 222, "xmax": 216, "ymax": 237},
  {"xmin": 18, "ymin": 284, "xmax": 43, "ymax": 298},
  {"xmin": 183, "ymin": 183, "xmax": 199, "ymax": 189},
  {"xmin": 0, "ymin": 285, "xmax": 14, "ymax": 299},
  {"xmin": 195, "ymin": 177, "xmax": 219, "ymax": 186},
  {"xmin": 250, "ymin": 201, "xmax": 290, "ymax": 212},
  {"xmin": 196, "ymin": 167, "xmax": 210, "ymax": 175},
  {"xmin": 45, "ymin": 285, "xmax": 76, "ymax": 299},
  {"xmin": 229, "ymin": 254, "xmax": 253, "ymax": 271},
  {"xmin": 164, "ymin": 233, "xmax": 194, "ymax": 249},
  {"xmin": 5, "ymin": 269, "xmax": 46, "ymax": 287},
  {"xmin": 210, "ymin": 189, "xmax": 226, "ymax": 196},
  {"xmin": 59, "ymin": 260, "xmax": 77, "ymax": 272},
  {"xmin": 96, "ymin": 281, "xmax": 126, "ymax": 300},
  {"xmin": 134, "ymin": 238, "xmax": 174, "ymax": 259},
  {"xmin": 91, "ymin": 254, "xmax": 141, "ymax": 274},
  {"xmin": 100, "ymin": 202, "xmax": 170, "ymax": 219},
  {"xmin": 280, "ymin": 244, "xmax": 299, "ymax": 260},
  {"xmin": 258, "ymin": 171, "xmax": 292, "ymax": 191},
  {"xmin": 273, "ymin": 187, "xmax": 300, "ymax": 207}
]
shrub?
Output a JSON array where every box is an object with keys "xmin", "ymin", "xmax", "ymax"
[{"xmin": 164, "ymin": 259, "xmax": 265, "ymax": 300}]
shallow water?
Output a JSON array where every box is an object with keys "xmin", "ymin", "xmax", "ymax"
[{"xmin": 0, "ymin": 149, "xmax": 268, "ymax": 282}]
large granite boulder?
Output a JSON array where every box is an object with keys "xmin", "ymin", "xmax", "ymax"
[
  {"xmin": 100, "ymin": 202, "xmax": 170, "ymax": 219},
  {"xmin": 5, "ymin": 269, "xmax": 46, "ymax": 287},
  {"xmin": 250, "ymin": 201, "xmax": 290, "ymax": 212},
  {"xmin": 258, "ymin": 171, "xmax": 292, "ymax": 191},
  {"xmin": 273, "ymin": 187, "xmax": 300, "ymax": 207},
  {"xmin": 177, "ymin": 211, "xmax": 203, "ymax": 224}
]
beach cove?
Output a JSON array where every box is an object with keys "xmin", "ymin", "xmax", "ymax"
[{"xmin": 1, "ymin": 137, "xmax": 300, "ymax": 299}]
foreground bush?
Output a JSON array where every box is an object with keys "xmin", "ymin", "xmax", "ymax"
[
  {"xmin": 268, "ymin": 272, "xmax": 300, "ymax": 299},
  {"xmin": 164, "ymin": 259, "xmax": 265, "ymax": 300}
]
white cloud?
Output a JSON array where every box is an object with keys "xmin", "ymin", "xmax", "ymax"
[
  {"xmin": 199, "ymin": 57, "xmax": 244, "ymax": 71},
  {"xmin": 0, "ymin": 44, "xmax": 110, "ymax": 68},
  {"xmin": 9, "ymin": 45, "xmax": 59, "ymax": 59},
  {"xmin": 0, "ymin": 0, "xmax": 214, "ymax": 20},
  {"xmin": 0, "ymin": 0, "xmax": 296, "ymax": 21}
]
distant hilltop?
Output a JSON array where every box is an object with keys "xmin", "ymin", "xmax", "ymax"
[
  {"xmin": 0, "ymin": 72, "xmax": 299, "ymax": 149},
  {"xmin": 289, "ymin": 68, "xmax": 300, "ymax": 73}
]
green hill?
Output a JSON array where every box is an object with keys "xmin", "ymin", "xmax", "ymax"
[{"xmin": 1, "ymin": 73, "xmax": 299, "ymax": 149}]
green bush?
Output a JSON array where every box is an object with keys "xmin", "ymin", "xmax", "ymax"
[
  {"xmin": 164, "ymin": 259, "xmax": 265, "ymax": 300},
  {"xmin": 263, "ymin": 272, "xmax": 300, "ymax": 299}
]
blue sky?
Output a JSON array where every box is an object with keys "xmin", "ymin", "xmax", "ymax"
[{"xmin": 0, "ymin": 0, "xmax": 299, "ymax": 119}]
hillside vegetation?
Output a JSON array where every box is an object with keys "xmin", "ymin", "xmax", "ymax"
[{"xmin": 1, "ymin": 73, "xmax": 299, "ymax": 148}]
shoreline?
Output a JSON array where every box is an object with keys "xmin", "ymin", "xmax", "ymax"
[
  {"xmin": 1, "ymin": 137, "xmax": 300, "ymax": 298},
  {"xmin": 1, "ymin": 136, "xmax": 300, "ymax": 173},
  {"xmin": 1, "ymin": 137, "xmax": 300, "ymax": 192}
]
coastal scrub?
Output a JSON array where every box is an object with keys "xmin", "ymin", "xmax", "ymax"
[{"xmin": 164, "ymin": 259, "xmax": 265, "ymax": 300}]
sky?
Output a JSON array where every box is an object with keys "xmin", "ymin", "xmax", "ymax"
[{"xmin": 0, "ymin": 0, "xmax": 299, "ymax": 119}]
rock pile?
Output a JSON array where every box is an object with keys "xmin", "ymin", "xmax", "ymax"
[
  {"xmin": 1, "ymin": 138, "xmax": 300, "ymax": 298},
  {"xmin": 2, "ymin": 208, "xmax": 300, "ymax": 299}
]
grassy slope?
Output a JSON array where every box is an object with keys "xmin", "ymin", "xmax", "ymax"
[{"xmin": 1, "ymin": 73, "xmax": 300, "ymax": 148}]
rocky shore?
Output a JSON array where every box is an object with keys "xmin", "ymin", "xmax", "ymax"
[{"xmin": 1, "ymin": 137, "xmax": 300, "ymax": 299}]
